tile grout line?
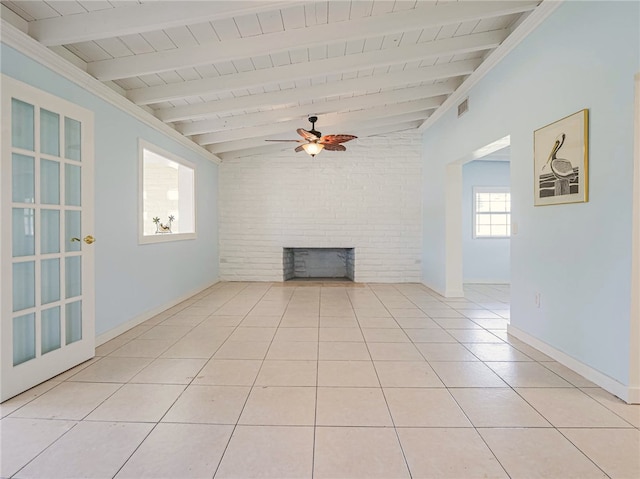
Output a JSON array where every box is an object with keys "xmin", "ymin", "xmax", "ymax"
[
  {"xmin": 108, "ymin": 282, "xmax": 257, "ymax": 479},
  {"xmin": 210, "ymin": 282, "xmax": 287, "ymax": 479},
  {"xmin": 393, "ymin": 283, "xmax": 515, "ymax": 479},
  {"xmin": 5, "ymin": 282, "xmax": 637, "ymax": 479},
  {"xmin": 7, "ymin": 419, "xmax": 81, "ymax": 479},
  {"xmin": 311, "ymin": 284, "xmax": 322, "ymax": 479},
  {"xmin": 353, "ymin": 284, "xmax": 414, "ymax": 479},
  {"xmin": 453, "ymin": 285, "xmax": 616, "ymax": 478}
]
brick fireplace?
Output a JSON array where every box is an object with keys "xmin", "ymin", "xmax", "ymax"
[{"xmin": 219, "ymin": 130, "xmax": 423, "ymax": 283}]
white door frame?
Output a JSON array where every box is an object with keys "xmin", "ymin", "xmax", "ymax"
[
  {"xmin": 630, "ymin": 72, "xmax": 640, "ymax": 404},
  {"xmin": 444, "ymin": 136, "xmax": 511, "ymax": 297}
]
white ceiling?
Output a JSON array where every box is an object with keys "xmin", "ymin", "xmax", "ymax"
[{"xmin": 1, "ymin": 0, "xmax": 544, "ymax": 161}]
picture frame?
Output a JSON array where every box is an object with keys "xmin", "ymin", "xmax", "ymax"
[{"xmin": 534, "ymin": 109, "xmax": 589, "ymax": 206}]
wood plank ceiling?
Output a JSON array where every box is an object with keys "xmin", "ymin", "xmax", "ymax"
[{"xmin": 1, "ymin": 1, "xmax": 542, "ymax": 161}]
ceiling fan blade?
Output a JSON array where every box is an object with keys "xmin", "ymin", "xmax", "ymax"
[
  {"xmin": 319, "ymin": 134, "xmax": 357, "ymax": 144},
  {"xmin": 323, "ymin": 143, "xmax": 347, "ymax": 152},
  {"xmin": 269, "ymin": 119, "xmax": 354, "ymax": 152},
  {"xmin": 297, "ymin": 128, "xmax": 319, "ymax": 141}
]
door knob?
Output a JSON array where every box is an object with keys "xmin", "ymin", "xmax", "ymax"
[{"xmin": 71, "ymin": 235, "xmax": 95, "ymax": 244}]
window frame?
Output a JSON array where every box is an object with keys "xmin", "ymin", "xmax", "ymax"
[
  {"xmin": 138, "ymin": 139, "xmax": 196, "ymax": 245},
  {"xmin": 472, "ymin": 186, "xmax": 511, "ymax": 239}
]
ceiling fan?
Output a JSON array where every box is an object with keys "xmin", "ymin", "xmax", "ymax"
[{"xmin": 266, "ymin": 116, "xmax": 357, "ymax": 157}]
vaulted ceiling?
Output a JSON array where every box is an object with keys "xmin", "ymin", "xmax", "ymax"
[{"xmin": 1, "ymin": 1, "xmax": 545, "ymax": 161}]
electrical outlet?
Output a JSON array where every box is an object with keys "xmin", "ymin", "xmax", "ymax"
[{"xmin": 535, "ymin": 292, "xmax": 541, "ymax": 308}]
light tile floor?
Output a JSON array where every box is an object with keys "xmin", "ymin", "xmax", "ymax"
[{"xmin": 2, "ymin": 282, "xmax": 639, "ymax": 479}]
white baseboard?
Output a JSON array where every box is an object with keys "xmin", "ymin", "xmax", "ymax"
[
  {"xmin": 463, "ymin": 279, "xmax": 510, "ymax": 284},
  {"xmin": 444, "ymin": 288, "xmax": 465, "ymax": 298},
  {"xmin": 420, "ymin": 280, "xmax": 465, "ymax": 299},
  {"xmin": 508, "ymin": 325, "xmax": 638, "ymax": 404},
  {"xmin": 96, "ymin": 280, "xmax": 219, "ymax": 346},
  {"xmin": 421, "ymin": 280, "xmax": 445, "ymax": 297}
]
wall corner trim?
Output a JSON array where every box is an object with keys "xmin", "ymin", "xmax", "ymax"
[
  {"xmin": 1, "ymin": 19, "xmax": 221, "ymax": 165},
  {"xmin": 95, "ymin": 280, "xmax": 219, "ymax": 346},
  {"xmin": 630, "ymin": 70, "xmax": 640, "ymax": 400},
  {"xmin": 507, "ymin": 325, "xmax": 638, "ymax": 404},
  {"xmin": 419, "ymin": 0, "xmax": 563, "ymax": 132}
]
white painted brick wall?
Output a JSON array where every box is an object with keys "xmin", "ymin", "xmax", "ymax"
[{"xmin": 218, "ymin": 130, "xmax": 423, "ymax": 282}]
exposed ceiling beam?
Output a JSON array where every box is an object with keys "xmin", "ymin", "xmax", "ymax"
[
  {"xmin": 218, "ymin": 142, "xmax": 306, "ymax": 161},
  {"xmin": 208, "ymin": 111, "xmax": 430, "ymax": 153},
  {"xmin": 419, "ymin": 0, "xmax": 561, "ymax": 133},
  {"xmin": 193, "ymin": 97, "xmax": 442, "ymax": 145},
  {"xmin": 87, "ymin": 2, "xmax": 535, "ymax": 81},
  {"xmin": 128, "ymin": 30, "xmax": 497, "ymax": 106},
  {"xmin": 348, "ymin": 121, "xmax": 425, "ymax": 140},
  {"xmin": 156, "ymin": 58, "xmax": 481, "ymax": 123},
  {"xmin": 0, "ymin": 18, "xmax": 220, "ymax": 164},
  {"xmin": 28, "ymin": 1, "xmax": 303, "ymax": 46},
  {"xmin": 177, "ymin": 82, "xmax": 457, "ymax": 136},
  {"xmin": 1, "ymin": 4, "xmax": 28, "ymax": 33}
]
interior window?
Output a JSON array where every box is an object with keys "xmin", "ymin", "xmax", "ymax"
[{"xmin": 139, "ymin": 141, "xmax": 195, "ymax": 243}]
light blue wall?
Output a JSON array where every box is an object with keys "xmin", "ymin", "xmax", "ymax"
[
  {"xmin": 2, "ymin": 44, "xmax": 220, "ymax": 337},
  {"xmin": 422, "ymin": 1, "xmax": 639, "ymax": 385},
  {"xmin": 462, "ymin": 160, "xmax": 510, "ymax": 283}
]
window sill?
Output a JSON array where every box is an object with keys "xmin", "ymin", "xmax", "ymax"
[
  {"xmin": 472, "ymin": 235, "xmax": 511, "ymax": 240},
  {"xmin": 139, "ymin": 232, "xmax": 196, "ymax": 245}
]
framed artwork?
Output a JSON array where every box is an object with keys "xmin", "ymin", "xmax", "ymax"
[{"xmin": 534, "ymin": 109, "xmax": 589, "ymax": 206}]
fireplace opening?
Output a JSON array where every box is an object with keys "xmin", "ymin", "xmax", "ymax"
[{"xmin": 283, "ymin": 248, "xmax": 355, "ymax": 281}]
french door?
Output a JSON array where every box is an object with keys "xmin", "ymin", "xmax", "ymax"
[{"xmin": 1, "ymin": 76, "xmax": 95, "ymax": 402}]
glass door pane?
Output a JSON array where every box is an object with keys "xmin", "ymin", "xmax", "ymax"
[
  {"xmin": 13, "ymin": 261, "xmax": 35, "ymax": 312},
  {"xmin": 41, "ymin": 258, "xmax": 60, "ymax": 304},
  {"xmin": 11, "ymin": 99, "xmax": 34, "ymax": 151},
  {"xmin": 40, "ymin": 109, "xmax": 60, "ymax": 156},
  {"xmin": 65, "ymin": 211, "xmax": 81, "ymax": 253},
  {"xmin": 65, "ymin": 256, "xmax": 82, "ymax": 298},
  {"xmin": 65, "ymin": 164, "xmax": 81, "ymax": 206},
  {"xmin": 41, "ymin": 159, "xmax": 60, "ymax": 205},
  {"xmin": 66, "ymin": 301, "xmax": 82, "ymax": 345},
  {"xmin": 41, "ymin": 209, "xmax": 60, "ymax": 254},
  {"xmin": 13, "ymin": 313, "xmax": 36, "ymax": 366},
  {"xmin": 12, "ymin": 208, "xmax": 35, "ymax": 257},
  {"xmin": 12, "ymin": 154, "xmax": 34, "ymax": 203},
  {"xmin": 42, "ymin": 307, "xmax": 61, "ymax": 355},
  {"xmin": 65, "ymin": 117, "xmax": 81, "ymax": 161}
]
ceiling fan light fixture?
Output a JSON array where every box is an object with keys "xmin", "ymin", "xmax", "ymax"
[
  {"xmin": 302, "ymin": 142, "xmax": 324, "ymax": 157},
  {"xmin": 266, "ymin": 116, "xmax": 356, "ymax": 155}
]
